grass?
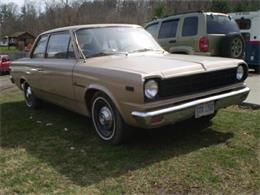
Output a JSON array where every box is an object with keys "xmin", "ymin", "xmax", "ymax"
[
  {"xmin": 0, "ymin": 46, "xmax": 19, "ymax": 54},
  {"xmin": 0, "ymin": 88, "xmax": 260, "ymax": 194}
]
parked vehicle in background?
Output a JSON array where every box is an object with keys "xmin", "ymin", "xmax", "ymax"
[
  {"xmin": 0, "ymin": 55, "xmax": 11, "ymax": 75},
  {"xmin": 229, "ymin": 10, "xmax": 260, "ymax": 73},
  {"xmin": 145, "ymin": 11, "xmax": 245, "ymax": 59},
  {"xmin": 10, "ymin": 24, "xmax": 250, "ymax": 144}
]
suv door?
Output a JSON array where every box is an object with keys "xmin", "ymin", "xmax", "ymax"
[
  {"xmin": 157, "ymin": 18, "xmax": 179, "ymax": 51},
  {"xmin": 40, "ymin": 31, "xmax": 77, "ymax": 101},
  {"xmin": 176, "ymin": 16, "xmax": 199, "ymax": 54}
]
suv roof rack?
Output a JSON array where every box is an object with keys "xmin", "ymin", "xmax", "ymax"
[{"xmin": 152, "ymin": 10, "xmax": 204, "ymax": 21}]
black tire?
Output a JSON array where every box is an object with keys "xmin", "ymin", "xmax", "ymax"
[
  {"xmin": 23, "ymin": 83, "xmax": 40, "ymax": 109},
  {"xmin": 220, "ymin": 33, "xmax": 244, "ymax": 59},
  {"xmin": 91, "ymin": 92, "xmax": 130, "ymax": 145}
]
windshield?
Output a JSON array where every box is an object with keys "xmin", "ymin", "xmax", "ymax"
[
  {"xmin": 76, "ymin": 27, "xmax": 162, "ymax": 58},
  {"xmin": 207, "ymin": 15, "xmax": 240, "ymax": 34}
]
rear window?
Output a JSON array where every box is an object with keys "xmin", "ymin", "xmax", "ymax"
[
  {"xmin": 158, "ymin": 19, "xmax": 179, "ymax": 39},
  {"xmin": 207, "ymin": 15, "xmax": 240, "ymax": 34},
  {"xmin": 146, "ymin": 23, "xmax": 159, "ymax": 38},
  {"xmin": 182, "ymin": 16, "xmax": 198, "ymax": 36},
  {"xmin": 235, "ymin": 19, "xmax": 251, "ymax": 30}
]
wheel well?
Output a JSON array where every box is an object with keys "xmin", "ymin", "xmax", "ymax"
[{"xmin": 85, "ymin": 89, "xmax": 99, "ymax": 114}]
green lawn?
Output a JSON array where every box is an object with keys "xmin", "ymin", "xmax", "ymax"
[
  {"xmin": 0, "ymin": 46, "xmax": 19, "ymax": 53},
  {"xmin": 1, "ymin": 88, "xmax": 260, "ymax": 194}
]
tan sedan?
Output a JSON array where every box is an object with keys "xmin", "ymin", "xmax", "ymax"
[{"xmin": 10, "ymin": 24, "xmax": 250, "ymax": 144}]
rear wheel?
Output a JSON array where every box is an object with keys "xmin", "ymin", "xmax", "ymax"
[
  {"xmin": 91, "ymin": 92, "xmax": 130, "ymax": 145},
  {"xmin": 221, "ymin": 34, "xmax": 244, "ymax": 59},
  {"xmin": 23, "ymin": 83, "xmax": 40, "ymax": 109}
]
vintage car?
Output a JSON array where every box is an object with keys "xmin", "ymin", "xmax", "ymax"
[
  {"xmin": 0, "ymin": 55, "xmax": 11, "ymax": 74},
  {"xmin": 10, "ymin": 24, "xmax": 250, "ymax": 144}
]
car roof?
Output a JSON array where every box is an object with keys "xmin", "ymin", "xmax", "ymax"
[
  {"xmin": 41, "ymin": 24, "xmax": 141, "ymax": 35},
  {"xmin": 145, "ymin": 11, "xmax": 229, "ymax": 26}
]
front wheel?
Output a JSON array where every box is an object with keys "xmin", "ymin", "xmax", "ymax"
[
  {"xmin": 91, "ymin": 92, "xmax": 130, "ymax": 145},
  {"xmin": 23, "ymin": 83, "xmax": 40, "ymax": 109}
]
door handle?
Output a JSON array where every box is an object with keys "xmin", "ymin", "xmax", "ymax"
[{"xmin": 169, "ymin": 40, "xmax": 176, "ymax": 43}]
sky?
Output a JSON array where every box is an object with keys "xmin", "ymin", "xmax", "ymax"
[
  {"xmin": 1, "ymin": 0, "xmax": 27, "ymax": 7},
  {"xmin": 1, "ymin": 0, "xmax": 48, "ymax": 13}
]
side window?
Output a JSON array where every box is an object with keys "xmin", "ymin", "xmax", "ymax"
[
  {"xmin": 32, "ymin": 35, "xmax": 48, "ymax": 58},
  {"xmin": 46, "ymin": 32, "xmax": 70, "ymax": 59},
  {"xmin": 182, "ymin": 17, "xmax": 198, "ymax": 37},
  {"xmin": 158, "ymin": 19, "xmax": 179, "ymax": 39},
  {"xmin": 146, "ymin": 23, "xmax": 159, "ymax": 38}
]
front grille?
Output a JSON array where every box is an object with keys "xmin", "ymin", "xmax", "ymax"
[{"xmin": 159, "ymin": 68, "xmax": 240, "ymax": 98}]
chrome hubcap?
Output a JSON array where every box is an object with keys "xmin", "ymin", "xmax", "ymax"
[
  {"xmin": 92, "ymin": 97, "xmax": 116, "ymax": 140},
  {"xmin": 98, "ymin": 106, "xmax": 113, "ymax": 128},
  {"xmin": 25, "ymin": 85, "xmax": 33, "ymax": 107},
  {"xmin": 26, "ymin": 87, "xmax": 32, "ymax": 98},
  {"xmin": 231, "ymin": 38, "xmax": 242, "ymax": 57}
]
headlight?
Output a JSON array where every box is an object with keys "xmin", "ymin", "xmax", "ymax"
[
  {"xmin": 236, "ymin": 65, "xmax": 244, "ymax": 80},
  {"xmin": 144, "ymin": 80, "xmax": 158, "ymax": 99}
]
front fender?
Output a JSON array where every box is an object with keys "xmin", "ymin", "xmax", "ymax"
[{"xmin": 84, "ymin": 84, "xmax": 123, "ymax": 116}]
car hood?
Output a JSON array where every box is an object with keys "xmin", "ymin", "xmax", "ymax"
[{"xmin": 85, "ymin": 52, "xmax": 244, "ymax": 78}]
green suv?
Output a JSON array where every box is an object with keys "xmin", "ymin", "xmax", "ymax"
[{"xmin": 145, "ymin": 11, "xmax": 244, "ymax": 59}]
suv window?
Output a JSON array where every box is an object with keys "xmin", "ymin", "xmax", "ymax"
[
  {"xmin": 207, "ymin": 15, "xmax": 240, "ymax": 34},
  {"xmin": 182, "ymin": 17, "xmax": 198, "ymax": 36},
  {"xmin": 158, "ymin": 19, "xmax": 179, "ymax": 39},
  {"xmin": 235, "ymin": 19, "xmax": 251, "ymax": 30},
  {"xmin": 32, "ymin": 35, "xmax": 48, "ymax": 58},
  {"xmin": 46, "ymin": 32, "xmax": 71, "ymax": 58},
  {"xmin": 146, "ymin": 23, "xmax": 159, "ymax": 37}
]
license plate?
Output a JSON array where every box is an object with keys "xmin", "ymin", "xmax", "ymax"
[{"xmin": 195, "ymin": 101, "xmax": 215, "ymax": 118}]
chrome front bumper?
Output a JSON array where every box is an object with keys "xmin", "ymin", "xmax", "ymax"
[{"xmin": 131, "ymin": 87, "xmax": 250, "ymax": 128}]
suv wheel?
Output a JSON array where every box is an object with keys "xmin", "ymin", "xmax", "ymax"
[
  {"xmin": 91, "ymin": 92, "xmax": 130, "ymax": 145},
  {"xmin": 221, "ymin": 34, "xmax": 244, "ymax": 59},
  {"xmin": 23, "ymin": 83, "xmax": 40, "ymax": 108}
]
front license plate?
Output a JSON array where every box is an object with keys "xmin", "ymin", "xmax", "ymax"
[{"xmin": 195, "ymin": 101, "xmax": 215, "ymax": 118}]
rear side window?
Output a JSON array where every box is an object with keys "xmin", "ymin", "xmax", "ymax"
[
  {"xmin": 46, "ymin": 32, "xmax": 71, "ymax": 59},
  {"xmin": 235, "ymin": 19, "xmax": 251, "ymax": 30},
  {"xmin": 32, "ymin": 35, "xmax": 48, "ymax": 58},
  {"xmin": 182, "ymin": 17, "xmax": 198, "ymax": 36},
  {"xmin": 146, "ymin": 23, "xmax": 159, "ymax": 38},
  {"xmin": 158, "ymin": 19, "xmax": 179, "ymax": 39}
]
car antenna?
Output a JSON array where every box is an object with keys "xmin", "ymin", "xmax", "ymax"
[{"xmin": 73, "ymin": 30, "xmax": 87, "ymax": 63}]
